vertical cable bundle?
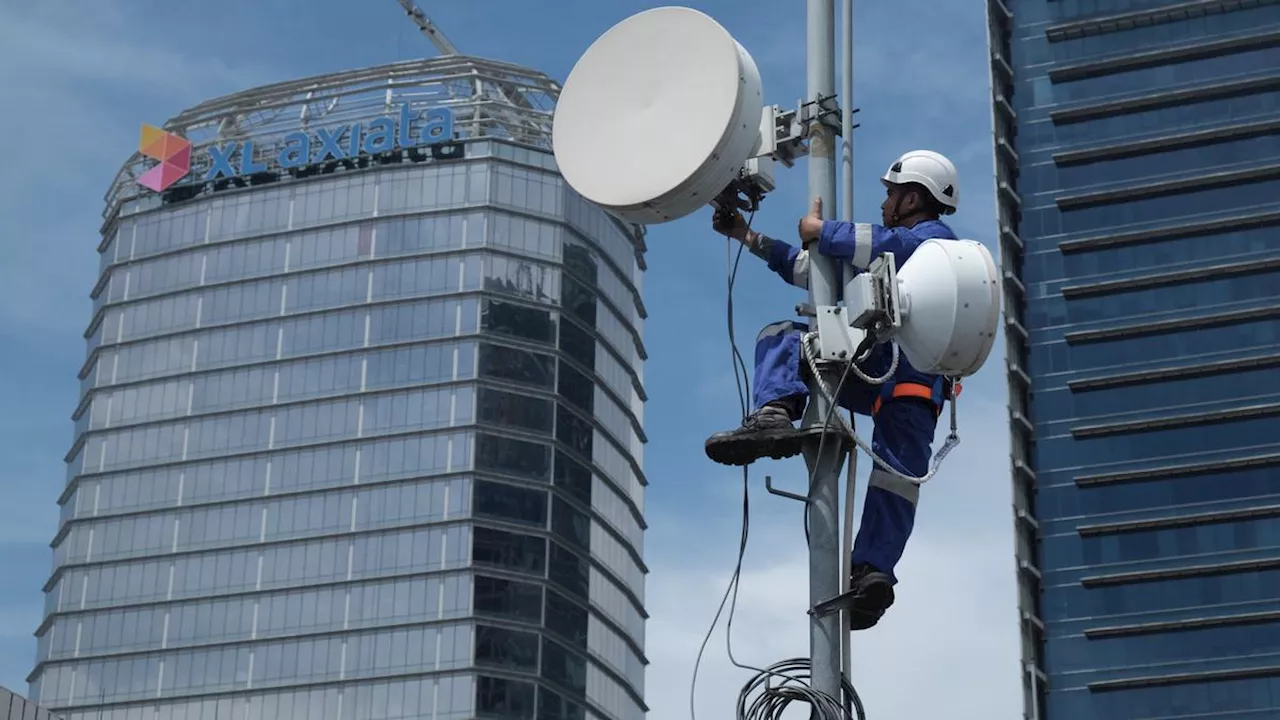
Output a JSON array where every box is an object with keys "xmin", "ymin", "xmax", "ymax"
[{"xmin": 690, "ymin": 223, "xmax": 867, "ymax": 720}]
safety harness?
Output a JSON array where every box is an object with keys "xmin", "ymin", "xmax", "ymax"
[{"xmin": 870, "ymin": 377, "xmax": 961, "ymax": 419}]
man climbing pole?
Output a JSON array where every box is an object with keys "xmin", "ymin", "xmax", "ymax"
[{"xmin": 705, "ymin": 149, "xmax": 962, "ymax": 630}]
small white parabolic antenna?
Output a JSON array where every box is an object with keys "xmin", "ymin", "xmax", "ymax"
[
  {"xmin": 553, "ymin": 7, "xmax": 764, "ymax": 225},
  {"xmin": 896, "ymin": 239, "xmax": 1001, "ymax": 377}
]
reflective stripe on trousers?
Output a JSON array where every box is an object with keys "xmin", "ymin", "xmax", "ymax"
[
  {"xmin": 850, "ymin": 399, "xmax": 936, "ymax": 583},
  {"xmin": 749, "ymin": 320, "xmax": 938, "ymax": 583}
]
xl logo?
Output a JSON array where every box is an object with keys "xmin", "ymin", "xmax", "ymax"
[
  {"xmin": 134, "ymin": 104, "xmax": 457, "ymax": 194},
  {"xmin": 204, "ymin": 105, "xmax": 456, "ymax": 181},
  {"xmin": 137, "ymin": 125, "xmax": 191, "ymax": 192}
]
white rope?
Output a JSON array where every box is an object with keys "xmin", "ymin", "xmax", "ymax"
[{"xmin": 801, "ymin": 332, "xmax": 961, "ymax": 486}]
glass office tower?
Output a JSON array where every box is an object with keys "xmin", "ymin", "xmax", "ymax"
[
  {"xmin": 990, "ymin": 1, "xmax": 1280, "ymax": 718},
  {"xmin": 30, "ymin": 58, "xmax": 649, "ymax": 720},
  {"xmin": 3, "ymin": 687, "xmax": 63, "ymax": 720}
]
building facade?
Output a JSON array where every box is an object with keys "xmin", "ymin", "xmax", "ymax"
[
  {"xmin": 989, "ymin": 1, "xmax": 1280, "ymax": 718},
  {"xmin": 30, "ymin": 58, "xmax": 649, "ymax": 720},
  {"xmin": 3, "ymin": 687, "xmax": 63, "ymax": 720}
]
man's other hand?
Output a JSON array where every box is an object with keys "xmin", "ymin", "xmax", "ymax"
[
  {"xmin": 713, "ymin": 208, "xmax": 750, "ymax": 242},
  {"xmin": 798, "ymin": 197, "xmax": 823, "ymax": 244}
]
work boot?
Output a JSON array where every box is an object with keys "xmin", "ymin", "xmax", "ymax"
[
  {"xmin": 847, "ymin": 563, "xmax": 895, "ymax": 631},
  {"xmin": 704, "ymin": 401, "xmax": 804, "ymax": 466}
]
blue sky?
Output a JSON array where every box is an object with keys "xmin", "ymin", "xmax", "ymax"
[{"xmin": 0, "ymin": 1, "xmax": 1020, "ymax": 717}]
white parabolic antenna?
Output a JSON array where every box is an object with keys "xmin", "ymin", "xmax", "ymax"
[
  {"xmin": 896, "ymin": 239, "xmax": 1002, "ymax": 377},
  {"xmin": 552, "ymin": 7, "xmax": 764, "ymax": 225}
]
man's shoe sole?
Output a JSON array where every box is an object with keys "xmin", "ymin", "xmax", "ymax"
[
  {"xmin": 848, "ymin": 578, "xmax": 895, "ymax": 631},
  {"xmin": 704, "ymin": 429, "xmax": 804, "ymax": 466}
]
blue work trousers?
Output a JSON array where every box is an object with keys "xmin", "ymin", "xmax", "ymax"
[{"xmin": 753, "ymin": 320, "xmax": 936, "ymax": 583}]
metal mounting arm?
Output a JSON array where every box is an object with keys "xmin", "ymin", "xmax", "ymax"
[
  {"xmin": 764, "ymin": 475, "xmax": 811, "ymax": 505},
  {"xmin": 711, "ymin": 99, "xmax": 858, "ymax": 226},
  {"xmin": 811, "ymin": 254, "xmax": 902, "ymax": 362}
]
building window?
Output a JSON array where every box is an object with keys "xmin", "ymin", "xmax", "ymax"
[
  {"xmin": 558, "ymin": 319, "xmax": 595, "ymax": 370},
  {"xmin": 560, "ymin": 274, "xmax": 597, "ymax": 327},
  {"xmin": 551, "ymin": 497, "xmax": 590, "ymax": 552},
  {"xmin": 553, "ymin": 450, "xmax": 592, "ymax": 506},
  {"xmin": 556, "ymin": 362, "xmax": 593, "ymax": 414},
  {"xmin": 476, "ymin": 433, "xmax": 552, "ymax": 482},
  {"xmin": 563, "ymin": 243, "xmax": 599, "ymax": 286},
  {"xmin": 473, "ymin": 526, "xmax": 547, "ymax": 576},
  {"xmin": 540, "ymin": 636, "xmax": 588, "ymax": 696},
  {"xmin": 537, "ymin": 685, "xmax": 587, "ymax": 720},
  {"xmin": 476, "ymin": 675, "xmax": 536, "ymax": 719},
  {"xmin": 478, "ymin": 387, "xmax": 554, "ymax": 434},
  {"xmin": 474, "ymin": 574, "xmax": 544, "ymax": 625},
  {"xmin": 544, "ymin": 588, "xmax": 588, "ymax": 649},
  {"xmin": 482, "ymin": 298, "xmax": 556, "ymax": 345},
  {"xmin": 484, "ymin": 255, "xmax": 555, "ymax": 302},
  {"xmin": 474, "ymin": 480, "xmax": 549, "ymax": 528},
  {"xmin": 548, "ymin": 542, "xmax": 589, "ymax": 601},
  {"xmin": 475, "ymin": 624, "xmax": 540, "ymax": 672},
  {"xmin": 479, "ymin": 343, "xmax": 556, "ymax": 389},
  {"xmin": 555, "ymin": 405, "xmax": 594, "ymax": 458}
]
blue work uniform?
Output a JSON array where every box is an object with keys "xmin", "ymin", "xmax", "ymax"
[{"xmin": 751, "ymin": 219, "xmax": 957, "ymax": 582}]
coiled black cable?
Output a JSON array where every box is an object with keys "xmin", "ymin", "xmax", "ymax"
[{"xmin": 737, "ymin": 658, "xmax": 865, "ymax": 720}]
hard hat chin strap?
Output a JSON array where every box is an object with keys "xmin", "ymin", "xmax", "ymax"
[
  {"xmin": 886, "ymin": 192, "xmax": 933, "ymax": 229},
  {"xmin": 886, "ymin": 193, "xmax": 907, "ymax": 227}
]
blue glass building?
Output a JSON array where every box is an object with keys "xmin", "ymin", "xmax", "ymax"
[
  {"xmin": 988, "ymin": 1, "xmax": 1280, "ymax": 718},
  {"xmin": 30, "ymin": 58, "xmax": 649, "ymax": 720},
  {"xmin": 3, "ymin": 687, "xmax": 63, "ymax": 720}
]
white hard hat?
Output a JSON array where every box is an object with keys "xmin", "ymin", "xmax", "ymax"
[{"xmin": 881, "ymin": 150, "xmax": 959, "ymax": 215}]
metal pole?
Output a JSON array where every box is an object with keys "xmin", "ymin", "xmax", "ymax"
[
  {"xmin": 838, "ymin": 0, "xmax": 856, "ymax": 691},
  {"xmin": 802, "ymin": 0, "xmax": 845, "ymax": 712},
  {"xmin": 840, "ymin": 0, "xmax": 854, "ymax": 225}
]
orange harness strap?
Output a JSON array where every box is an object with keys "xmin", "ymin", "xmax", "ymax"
[{"xmin": 871, "ymin": 382, "xmax": 942, "ymax": 418}]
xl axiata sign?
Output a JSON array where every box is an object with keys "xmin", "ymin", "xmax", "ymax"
[{"xmin": 137, "ymin": 104, "xmax": 458, "ymax": 192}]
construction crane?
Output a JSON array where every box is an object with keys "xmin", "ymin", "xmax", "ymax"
[
  {"xmin": 396, "ymin": 0, "xmax": 461, "ymax": 56},
  {"xmin": 394, "ymin": 0, "xmax": 555, "ymax": 145}
]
